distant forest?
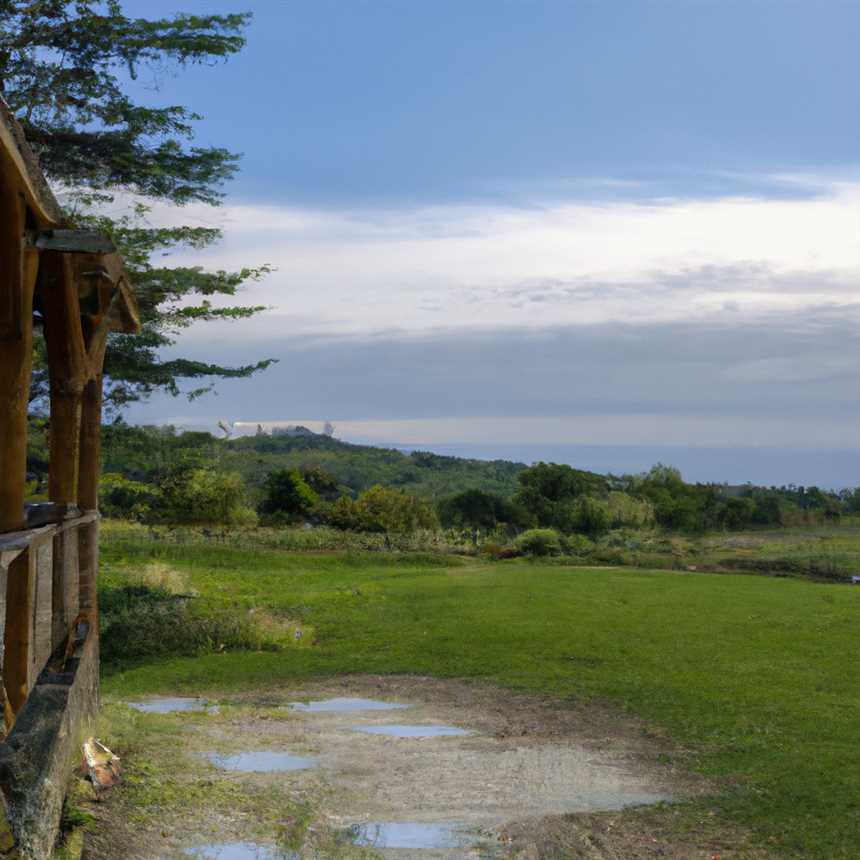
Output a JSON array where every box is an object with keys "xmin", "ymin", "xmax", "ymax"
[{"xmin": 26, "ymin": 423, "xmax": 860, "ymax": 535}]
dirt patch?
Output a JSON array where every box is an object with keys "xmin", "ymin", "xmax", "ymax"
[{"xmin": 81, "ymin": 676, "xmax": 768, "ymax": 859}]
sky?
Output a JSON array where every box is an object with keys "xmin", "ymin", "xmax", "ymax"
[{"xmin": 119, "ymin": 0, "xmax": 860, "ymax": 487}]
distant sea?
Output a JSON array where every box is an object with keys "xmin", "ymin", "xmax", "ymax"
[{"xmin": 351, "ymin": 442, "xmax": 859, "ymax": 491}]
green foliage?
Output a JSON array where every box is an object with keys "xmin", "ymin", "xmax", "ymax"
[
  {"xmin": 101, "ymin": 424, "xmax": 527, "ymax": 502},
  {"xmin": 514, "ymin": 462, "xmax": 608, "ymax": 532},
  {"xmin": 155, "ymin": 463, "xmax": 256, "ymax": 526},
  {"xmin": 299, "ymin": 465, "xmax": 341, "ymax": 501},
  {"xmin": 515, "ymin": 528, "xmax": 562, "ymax": 557},
  {"xmin": 328, "ymin": 485, "xmax": 440, "ymax": 534},
  {"xmin": 99, "ymin": 472, "xmax": 162, "ymax": 520},
  {"xmin": 259, "ymin": 469, "xmax": 319, "ymax": 522},
  {"xmin": 100, "ymin": 531, "xmax": 860, "ymax": 858},
  {"xmin": 4, "ymin": 2, "xmax": 275, "ymax": 409},
  {"xmin": 606, "ymin": 491, "xmax": 654, "ymax": 528},
  {"xmin": 568, "ymin": 496, "xmax": 611, "ymax": 537},
  {"xmin": 0, "ymin": 2, "xmax": 247, "ymax": 203},
  {"xmin": 98, "ymin": 584, "xmax": 280, "ymax": 666},
  {"xmin": 437, "ymin": 488, "xmax": 531, "ymax": 530}
]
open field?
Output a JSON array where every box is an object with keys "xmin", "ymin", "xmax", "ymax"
[{"xmin": 93, "ymin": 524, "xmax": 860, "ymax": 858}]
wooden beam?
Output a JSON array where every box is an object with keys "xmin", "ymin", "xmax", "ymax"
[
  {"xmin": 77, "ymin": 375, "xmax": 103, "ymax": 513},
  {"xmin": 32, "ymin": 229, "xmax": 115, "ymax": 255},
  {"xmin": 0, "ymin": 178, "xmax": 38, "ymax": 533},
  {"xmin": 40, "ymin": 253, "xmax": 88, "ymax": 507},
  {"xmin": 4, "ymin": 549, "xmax": 34, "ymax": 714}
]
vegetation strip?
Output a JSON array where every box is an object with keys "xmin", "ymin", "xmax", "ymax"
[{"xmin": 97, "ymin": 528, "xmax": 860, "ymax": 858}]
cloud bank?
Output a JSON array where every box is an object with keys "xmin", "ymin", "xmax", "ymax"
[{"xmin": 121, "ymin": 173, "xmax": 860, "ymax": 477}]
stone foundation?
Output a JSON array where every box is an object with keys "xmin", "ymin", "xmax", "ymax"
[{"xmin": 0, "ymin": 626, "xmax": 99, "ymax": 859}]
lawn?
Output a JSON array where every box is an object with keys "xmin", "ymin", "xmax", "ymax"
[{"xmin": 99, "ymin": 524, "xmax": 860, "ymax": 858}]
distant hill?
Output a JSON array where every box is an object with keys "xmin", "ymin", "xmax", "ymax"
[
  {"xmin": 221, "ymin": 432, "xmax": 528, "ymax": 499},
  {"xmin": 97, "ymin": 425, "xmax": 531, "ymax": 501}
]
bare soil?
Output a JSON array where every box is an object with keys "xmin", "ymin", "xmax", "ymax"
[{"xmin": 80, "ymin": 676, "xmax": 773, "ymax": 860}]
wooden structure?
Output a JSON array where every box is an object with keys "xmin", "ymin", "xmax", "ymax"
[{"xmin": 0, "ymin": 97, "xmax": 138, "ymax": 858}]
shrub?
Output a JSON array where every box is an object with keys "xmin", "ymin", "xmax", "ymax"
[
  {"xmin": 259, "ymin": 469, "xmax": 319, "ymax": 521},
  {"xmin": 98, "ymin": 584, "xmax": 290, "ymax": 665},
  {"xmin": 438, "ymin": 489, "xmax": 531, "ymax": 530},
  {"xmin": 99, "ymin": 473, "xmax": 162, "ymax": 520},
  {"xmin": 324, "ymin": 485, "xmax": 439, "ymax": 534},
  {"xmin": 570, "ymin": 497, "xmax": 611, "ymax": 537},
  {"xmin": 606, "ymin": 492, "xmax": 654, "ymax": 528},
  {"xmin": 156, "ymin": 465, "xmax": 257, "ymax": 526},
  {"xmin": 516, "ymin": 528, "xmax": 562, "ymax": 557},
  {"xmin": 560, "ymin": 533, "xmax": 595, "ymax": 556}
]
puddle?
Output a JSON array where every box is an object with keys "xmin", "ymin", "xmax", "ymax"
[
  {"xmin": 128, "ymin": 697, "xmax": 218, "ymax": 714},
  {"xmin": 184, "ymin": 843, "xmax": 294, "ymax": 859},
  {"xmin": 204, "ymin": 751, "xmax": 317, "ymax": 772},
  {"xmin": 348, "ymin": 821, "xmax": 474, "ymax": 850},
  {"xmin": 290, "ymin": 697, "xmax": 409, "ymax": 713},
  {"xmin": 353, "ymin": 724, "xmax": 472, "ymax": 738}
]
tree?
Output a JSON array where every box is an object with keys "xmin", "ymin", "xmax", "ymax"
[
  {"xmin": 260, "ymin": 469, "xmax": 318, "ymax": 521},
  {"xmin": 1, "ymin": 1, "xmax": 275, "ymax": 409},
  {"xmin": 514, "ymin": 462, "xmax": 607, "ymax": 532},
  {"xmin": 327, "ymin": 486, "xmax": 438, "ymax": 534},
  {"xmin": 437, "ymin": 488, "xmax": 530, "ymax": 530}
]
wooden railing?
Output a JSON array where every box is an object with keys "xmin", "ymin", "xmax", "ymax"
[{"xmin": 0, "ymin": 509, "xmax": 98, "ymax": 735}]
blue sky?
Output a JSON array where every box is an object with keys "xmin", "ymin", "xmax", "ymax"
[{"xmin": 119, "ymin": 0, "xmax": 860, "ymax": 486}]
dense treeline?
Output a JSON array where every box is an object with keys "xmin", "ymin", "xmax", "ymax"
[{"xmin": 25, "ymin": 423, "xmax": 859, "ymax": 535}]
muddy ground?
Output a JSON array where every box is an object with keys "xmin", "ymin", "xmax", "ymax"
[{"xmin": 79, "ymin": 676, "xmax": 773, "ymax": 860}]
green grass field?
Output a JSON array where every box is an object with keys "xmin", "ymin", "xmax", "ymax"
[{"xmin": 99, "ymin": 524, "xmax": 860, "ymax": 858}]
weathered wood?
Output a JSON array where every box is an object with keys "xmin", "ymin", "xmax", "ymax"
[
  {"xmin": 77, "ymin": 376, "xmax": 104, "ymax": 513},
  {"xmin": 4, "ymin": 549, "xmax": 34, "ymax": 714},
  {"xmin": 77, "ymin": 521, "xmax": 98, "ymax": 618},
  {"xmin": 31, "ymin": 539, "xmax": 53, "ymax": 679},
  {"xmin": 0, "ymin": 96, "xmax": 65, "ymax": 229},
  {"xmin": 32, "ymin": 229, "xmax": 115, "ymax": 255},
  {"xmin": 0, "ymin": 178, "xmax": 38, "ymax": 533},
  {"xmin": 40, "ymin": 253, "xmax": 88, "ymax": 507}
]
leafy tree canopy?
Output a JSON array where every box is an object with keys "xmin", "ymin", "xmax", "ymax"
[{"xmin": 1, "ymin": 1, "xmax": 275, "ymax": 409}]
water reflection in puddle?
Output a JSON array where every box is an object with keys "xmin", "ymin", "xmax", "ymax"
[
  {"xmin": 353, "ymin": 724, "xmax": 472, "ymax": 738},
  {"xmin": 290, "ymin": 697, "xmax": 409, "ymax": 713},
  {"xmin": 184, "ymin": 843, "xmax": 294, "ymax": 859},
  {"xmin": 128, "ymin": 697, "xmax": 218, "ymax": 714},
  {"xmin": 205, "ymin": 751, "xmax": 316, "ymax": 772},
  {"xmin": 349, "ymin": 821, "xmax": 473, "ymax": 850}
]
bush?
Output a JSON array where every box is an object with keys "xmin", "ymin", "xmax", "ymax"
[
  {"xmin": 259, "ymin": 469, "xmax": 319, "ymax": 521},
  {"xmin": 560, "ymin": 533, "xmax": 595, "ymax": 556},
  {"xmin": 606, "ymin": 492, "xmax": 654, "ymax": 529},
  {"xmin": 98, "ymin": 584, "xmax": 302, "ymax": 665},
  {"xmin": 516, "ymin": 528, "xmax": 562, "ymax": 557},
  {"xmin": 437, "ymin": 489, "xmax": 532, "ymax": 530},
  {"xmin": 99, "ymin": 473, "xmax": 162, "ymax": 520},
  {"xmin": 156, "ymin": 465, "xmax": 257, "ymax": 526},
  {"xmin": 570, "ymin": 496, "xmax": 611, "ymax": 537},
  {"xmin": 324, "ymin": 485, "xmax": 439, "ymax": 534}
]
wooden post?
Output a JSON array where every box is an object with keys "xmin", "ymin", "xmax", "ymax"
[
  {"xmin": 0, "ymin": 180, "xmax": 38, "ymax": 532},
  {"xmin": 77, "ymin": 375, "xmax": 103, "ymax": 513},
  {"xmin": 77, "ymin": 374, "xmax": 103, "ymax": 620},
  {"xmin": 4, "ymin": 550, "xmax": 34, "ymax": 714},
  {"xmin": 41, "ymin": 253, "xmax": 88, "ymax": 507}
]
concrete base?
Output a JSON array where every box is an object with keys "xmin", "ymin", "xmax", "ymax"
[{"xmin": 0, "ymin": 627, "xmax": 98, "ymax": 859}]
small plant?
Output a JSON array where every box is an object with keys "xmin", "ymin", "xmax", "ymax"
[{"xmin": 516, "ymin": 528, "xmax": 562, "ymax": 557}]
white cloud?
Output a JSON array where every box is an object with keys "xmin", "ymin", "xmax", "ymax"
[{"xmin": 124, "ymin": 173, "xmax": 860, "ymax": 346}]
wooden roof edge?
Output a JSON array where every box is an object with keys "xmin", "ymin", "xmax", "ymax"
[
  {"xmin": 70, "ymin": 252, "xmax": 141, "ymax": 335},
  {"xmin": 0, "ymin": 96, "xmax": 66, "ymax": 228},
  {"xmin": 111, "ymin": 273, "xmax": 141, "ymax": 334}
]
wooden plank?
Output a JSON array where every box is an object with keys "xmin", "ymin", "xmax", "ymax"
[
  {"xmin": 0, "ymin": 178, "xmax": 37, "ymax": 532},
  {"xmin": 33, "ymin": 229, "xmax": 115, "ymax": 254},
  {"xmin": 4, "ymin": 549, "xmax": 34, "ymax": 713},
  {"xmin": 41, "ymin": 253, "xmax": 87, "ymax": 506},
  {"xmin": 31, "ymin": 538, "xmax": 53, "ymax": 678}
]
